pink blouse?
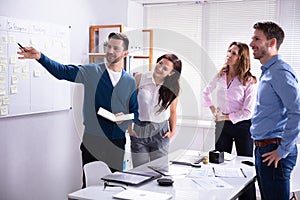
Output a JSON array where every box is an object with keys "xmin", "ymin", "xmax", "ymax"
[{"xmin": 203, "ymin": 73, "xmax": 257, "ymax": 124}]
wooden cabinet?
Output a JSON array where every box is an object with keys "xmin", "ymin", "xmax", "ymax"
[
  {"xmin": 131, "ymin": 29, "xmax": 153, "ymax": 71},
  {"xmin": 89, "ymin": 25, "xmax": 123, "ymax": 63},
  {"xmin": 89, "ymin": 25, "xmax": 153, "ymax": 71}
]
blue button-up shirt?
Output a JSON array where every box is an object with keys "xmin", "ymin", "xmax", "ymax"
[{"xmin": 250, "ymin": 55, "xmax": 300, "ymax": 158}]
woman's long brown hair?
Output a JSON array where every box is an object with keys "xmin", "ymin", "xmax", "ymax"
[
  {"xmin": 157, "ymin": 54, "xmax": 182, "ymax": 112},
  {"xmin": 218, "ymin": 42, "xmax": 257, "ymax": 85}
]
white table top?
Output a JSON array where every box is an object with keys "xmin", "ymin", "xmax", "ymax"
[{"xmin": 68, "ymin": 150, "xmax": 256, "ymax": 200}]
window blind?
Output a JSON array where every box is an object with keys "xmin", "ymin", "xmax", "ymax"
[
  {"xmin": 279, "ymin": 0, "xmax": 300, "ymax": 85},
  {"xmin": 202, "ymin": 0, "xmax": 277, "ymax": 79},
  {"xmin": 145, "ymin": 4, "xmax": 204, "ymax": 118},
  {"xmin": 144, "ymin": 0, "xmax": 299, "ymax": 118}
]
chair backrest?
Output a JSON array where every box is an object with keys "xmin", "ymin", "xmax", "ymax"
[{"xmin": 83, "ymin": 161, "xmax": 112, "ymax": 187}]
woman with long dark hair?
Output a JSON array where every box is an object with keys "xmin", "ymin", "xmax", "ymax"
[{"xmin": 129, "ymin": 54, "xmax": 182, "ymax": 167}]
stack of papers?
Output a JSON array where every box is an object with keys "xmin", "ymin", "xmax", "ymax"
[
  {"xmin": 113, "ymin": 188, "xmax": 172, "ymax": 200},
  {"xmin": 171, "ymin": 150, "xmax": 205, "ymax": 166}
]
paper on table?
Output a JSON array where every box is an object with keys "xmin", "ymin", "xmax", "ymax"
[
  {"xmin": 187, "ymin": 168, "xmax": 213, "ymax": 178},
  {"xmin": 191, "ymin": 177, "xmax": 234, "ymax": 190},
  {"xmin": 97, "ymin": 107, "xmax": 134, "ymax": 122},
  {"xmin": 113, "ymin": 188, "xmax": 172, "ymax": 200},
  {"xmin": 213, "ymin": 167, "xmax": 245, "ymax": 178}
]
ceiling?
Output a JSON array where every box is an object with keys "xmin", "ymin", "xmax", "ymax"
[
  {"xmin": 130, "ymin": 0, "xmax": 243, "ymax": 5},
  {"xmin": 130, "ymin": 0, "xmax": 203, "ymax": 4}
]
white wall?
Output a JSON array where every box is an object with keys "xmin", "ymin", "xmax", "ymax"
[
  {"xmin": 172, "ymin": 120, "xmax": 215, "ymax": 153},
  {"xmin": 0, "ymin": 0, "xmax": 144, "ymax": 200},
  {"xmin": 127, "ymin": 1, "xmax": 144, "ymax": 28},
  {"xmin": 0, "ymin": 111, "xmax": 81, "ymax": 200}
]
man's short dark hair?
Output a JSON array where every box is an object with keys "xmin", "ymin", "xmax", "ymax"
[
  {"xmin": 108, "ymin": 32, "xmax": 129, "ymax": 51},
  {"xmin": 253, "ymin": 21, "xmax": 285, "ymax": 50}
]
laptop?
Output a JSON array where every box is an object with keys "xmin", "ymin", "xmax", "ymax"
[
  {"xmin": 101, "ymin": 171, "xmax": 161, "ymax": 186},
  {"xmin": 148, "ymin": 165, "xmax": 190, "ymax": 176}
]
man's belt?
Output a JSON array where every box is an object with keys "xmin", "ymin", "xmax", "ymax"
[{"xmin": 254, "ymin": 138, "xmax": 282, "ymax": 147}]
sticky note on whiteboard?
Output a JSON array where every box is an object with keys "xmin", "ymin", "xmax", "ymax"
[
  {"xmin": 0, "ymin": 64, "xmax": 6, "ymax": 72},
  {"xmin": 8, "ymin": 35, "xmax": 16, "ymax": 43},
  {"xmin": 2, "ymin": 96, "xmax": 9, "ymax": 105},
  {"xmin": 22, "ymin": 73, "xmax": 29, "ymax": 80},
  {"xmin": 13, "ymin": 65, "xmax": 20, "ymax": 73},
  {"xmin": 22, "ymin": 64, "xmax": 29, "ymax": 73},
  {"xmin": 0, "ymin": 106, "xmax": 8, "ymax": 115},
  {"xmin": 10, "ymin": 56, "xmax": 17, "ymax": 64},
  {"xmin": 11, "ymin": 75, "xmax": 18, "ymax": 84},
  {"xmin": 1, "ymin": 35, "xmax": 8, "ymax": 44},
  {"xmin": 10, "ymin": 85, "xmax": 18, "ymax": 94},
  {"xmin": 0, "ymin": 75, "xmax": 6, "ymax": 84},
  {"xmin": 33, "ymin": 69, "xmax": 40, "ymax": 77},
  {"xmin": 0, "ymin": 85, "xmax": 6, "ymax": 95}
]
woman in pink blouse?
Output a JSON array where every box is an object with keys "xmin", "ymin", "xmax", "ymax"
[
  {"xmin": 203, "ymin": 42, "xmax": 257, "ymax": 199},
  {"xmin": 203, "ymin": 41, "xmax": 257, "ymax": 156}
]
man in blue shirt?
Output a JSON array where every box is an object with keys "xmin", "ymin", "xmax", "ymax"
[
  {"xmin": 250, "ymin": 21, "xmax": 300, "ymax": 200},
  {"xmin": 17, "ymin": 33, "xmax": 139, "ymax": 188}
]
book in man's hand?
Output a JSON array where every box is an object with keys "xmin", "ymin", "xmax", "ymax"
[{"xmin": 97, "ymin": 107, "xmax": 134, "ymax": 122}]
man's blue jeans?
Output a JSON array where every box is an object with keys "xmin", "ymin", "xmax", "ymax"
[{"xmin": 255, "ymin": 144, "xmax": 297, "ymax": 200}]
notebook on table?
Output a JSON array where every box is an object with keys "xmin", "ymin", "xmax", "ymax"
[{"xmin": 101, "ymin": 171, "xmax": 161, "ymax": 186}]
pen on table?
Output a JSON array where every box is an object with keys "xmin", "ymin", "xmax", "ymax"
[
  {"xmin": 240, "ymin": 168, "xmax": 247, "ymax": 178},
  {"xmin": 212, "ymin": 167, "xmax": 216, "ymax": 177},
  {"xmin": 191, "ymin": 178, "xmax": 201, "ymax": 187},
  {"xmin": 17, "ymin": 43, "xmax": 27, "ymax": 52}
]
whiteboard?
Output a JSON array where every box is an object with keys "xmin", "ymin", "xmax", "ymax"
[{"xmin": 0, "ymin": 16, "xmax": 71, "ymax": 117}]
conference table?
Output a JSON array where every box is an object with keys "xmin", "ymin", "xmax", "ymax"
[{"xmin": 68, "ymin": 149, "xmax": 256, "ymax": 200}]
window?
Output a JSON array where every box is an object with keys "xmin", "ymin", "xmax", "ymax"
[
  {"xmin": 144, "ymin": 0, "xmax": 299, "ymax": 119},
  {"xmin": 279, "ymin": 0, "xmax": 300, "ymax": 84}
]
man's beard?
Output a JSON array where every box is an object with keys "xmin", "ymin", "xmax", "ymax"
[
  {"xmin": 254, "ymin": 48, "xmax": 267, "ymax": 60},
  {"xmin": 253, "ymin": 43, "xmax": 269, "ymax": 60},
  {"xmin": 106, "ymin": 53, "xmax": 123, "ymax": 64}
]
